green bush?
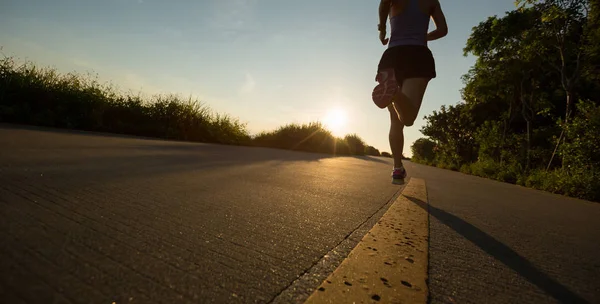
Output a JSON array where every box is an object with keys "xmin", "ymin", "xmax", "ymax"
[
  {"xmin": 464, "ymin": 160, "xmax": 521, "ymax": 184},
  {"xmin": 364, "ymin": 145, "xmax": 381, "ymax": 156},
  {"xmin": 526, "ymin": 169, "xmax": 600, "ymax": 202},
  {"xmin": 460, "ymin": 164, "xmax": 472, "ymax": 175},
  {"xmin": 469, "ymin": 160, "xmax": 494, "ymax": 178},
  {"xmin": 561, "ymin": 100, "xmax": 600, "ymax": 172},
  {"xmin": 344, "ymin": 133, "xmax": 366, "ymax": 156},
  {"xmin": 411, "ymin": 137, "xmax": 436, "ymax": 163},
  {"xmin": 495, "ymin": 163, "xmax": 521, "ymax": 184}
]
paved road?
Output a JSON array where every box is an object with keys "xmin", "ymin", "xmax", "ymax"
[
  {"xmin": 0, "ymin": 125, "xmax": 402, "ymax": 304},
  {"xmin": 405, "ymin": 162, "xmax": 600, "ymax": 304},
  {"xmin": 1, "ymin": 125, "xmax": 599, "ymax": 304}
]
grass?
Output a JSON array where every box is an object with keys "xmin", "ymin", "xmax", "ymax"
[{"xmin": 0, "ymin": 55, "xmax": 389, "ymax": 157}]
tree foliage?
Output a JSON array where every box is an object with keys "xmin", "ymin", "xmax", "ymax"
[
  {"xmin": 411, "ymin": 138, "xmax": 436, "ymax": 164},
  {"xmin": 412, "ymin": 0, "xmax": 600, "ymax": 201}
]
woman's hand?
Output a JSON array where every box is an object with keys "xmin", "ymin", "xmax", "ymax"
[{"xmin": 378, "ymin": 24, "xmax": 389, "ymax": 45}]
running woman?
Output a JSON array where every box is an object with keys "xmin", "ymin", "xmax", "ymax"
[{"xmin": 372, "ymin": 0, "xmax": 448, "ymax": 184}]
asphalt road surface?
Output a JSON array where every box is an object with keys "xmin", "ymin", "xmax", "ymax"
[
  {"xmin": 1, "ymin": 124, "xmax": 599, "ymax": 304},
  {"xmin": 405, "ymin": 161, "xmax": 600, "ymax": 304}
]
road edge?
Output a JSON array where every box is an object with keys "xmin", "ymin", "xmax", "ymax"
[
  {"xmin": 303, "ymin": 178, "xmax": 429, "ymax": 304},
  {"xmin": 271, "ymin": 188, "xmax": 403, "ymax": 304}
]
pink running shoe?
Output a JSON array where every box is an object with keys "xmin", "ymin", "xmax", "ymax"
[
  {"xmin": 391, "ymin": 167, "xmax": 406, "ymax": 185},
  {"xmin": 372, "ymin": 68, "xmax": 399, "ymax": 109}
]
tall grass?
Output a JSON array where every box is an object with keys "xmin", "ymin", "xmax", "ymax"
[
  {"xmin": 0, "ymin": 56, "xmax": 250, "ymax": 144},
  {"xmin": 0, "ymin": 55, "xmax": 386, "ymax": 156}
]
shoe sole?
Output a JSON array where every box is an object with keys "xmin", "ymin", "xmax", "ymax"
[
  {"xmin": 372, "ymin": 70, "xmax": 399, "ymax": 109},
  {"xmin": 392, "ymin": 178, "xmax": 405, "ymax": 185}
]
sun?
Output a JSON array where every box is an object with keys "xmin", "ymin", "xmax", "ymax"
[{"xmin": 323, "ymin": 107, "xmax": 348, "ymax": 136}]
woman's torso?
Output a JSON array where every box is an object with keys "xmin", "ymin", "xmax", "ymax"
[{"xmin": 388, "ymin": 0, "xmax": 433, "ymax": 48}]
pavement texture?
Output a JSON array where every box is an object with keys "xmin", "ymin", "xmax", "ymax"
[
  {"xmin": 405, "ymin": 162, "xmax": 600, "ymax": 304},
  {"xmin": 0, "ymin": 125, "xmax": 402, "ymax": 304},
  {"xmin": 305, "ymin": 178, "xmax": 429, "ymax": 304},
  {"xmin": 1, "ymin": 124, "xmax": 599, "ymax": 304}
]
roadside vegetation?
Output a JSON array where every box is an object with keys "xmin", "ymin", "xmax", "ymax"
[
  {"xmin": 410, "ymin": 0, "xmax": 600, "ymax": 202},
  {"xmin": 253, "ymin": 122, "xmax": 378, "ymax": 156},
  {"xmin": 0, "ymin": 53, "xmax": 388, "ymax": 157}
]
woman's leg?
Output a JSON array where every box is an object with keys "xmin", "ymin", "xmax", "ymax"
[
  {"xmin": 388, "ymin": 77, "xmax": 431, "ymax": 175},
  {"xmin": 388, "ymin": 103, "xmax": 405, "ymax": 169},
  {"xmin": 391, "ymin": 78, "xmax": 431, "ymax": 126}
]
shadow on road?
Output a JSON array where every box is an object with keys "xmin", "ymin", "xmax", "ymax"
[{"xmin": 404, "ymin": 195, "xmax": 589, "ymax": 304}]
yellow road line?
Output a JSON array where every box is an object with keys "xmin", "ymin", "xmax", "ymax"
[{"xmin": 304, "ymin": 178, "xmax": 429, "ymax": 304}]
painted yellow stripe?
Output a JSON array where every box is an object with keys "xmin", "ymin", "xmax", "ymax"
[{"xmin": 304, "ymin": 178, "xmax": 429, "ymax": 304}]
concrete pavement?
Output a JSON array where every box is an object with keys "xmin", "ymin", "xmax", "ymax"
[
  {"xmin": 0, "ymin": 124, "xmax": 402, "ymax": 303},
  {"xmin": 1, "ymin": 124, "xmax": 599, "ymax": 304},
  {"xmin": 405, "ymin": 161, "xmax": 600, "ymax": 304}
]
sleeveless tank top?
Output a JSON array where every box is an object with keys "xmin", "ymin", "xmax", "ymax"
[{"xmin": 388, "ymin": 0, "xmax": 430, "ymax": 48}]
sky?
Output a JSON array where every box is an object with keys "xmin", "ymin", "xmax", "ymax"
[{"xmin": 0, "ymin": 0, "xmax": 517, "ymax": 156}]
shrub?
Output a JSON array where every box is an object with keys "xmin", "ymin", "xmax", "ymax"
[
  {"xmin": 411, "ymin": 137, "xmax": 436, "ymax": 163},
  {"xmin": 344, "ymin": 133, "xmax": 366, "ymax": 156},
  {"xmin": 364, "ymin": 145, "xmax": 381, "ymax": 156},
  {"xmin": 252, "ymin": 122, "xmax": 371, "ymax": 156}
]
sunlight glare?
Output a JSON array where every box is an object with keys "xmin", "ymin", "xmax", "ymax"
[{"xmin": 323, "ymin": 107, "xmax": 348, "ymax": 136}]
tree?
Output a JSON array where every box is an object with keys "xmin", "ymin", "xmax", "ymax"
[
  {"xmin": 408, "ymin": 0, "xmax": 599, "ymax": 200},
  {"xmin": 584, "ymin": 0, "xmax": 600, "ymax": 82},
  {"xmin": 411, "ymin": 138, "xmax": 436, "ymax": 163},
  {"xmin": 464, "ymin": 7, "xmax": 560, "ymax": 170},
  {"xmin": 420, "ymin": 103, "xmax": 477, "ymax": 167},
  {"xmin": 516, "ymin": 0, "xmax": 591, "ymax": 169}
]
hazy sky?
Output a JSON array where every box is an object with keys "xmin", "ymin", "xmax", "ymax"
[{"xmin": 1, "ymin": 0, "xmax": 517, "ymax": 156}]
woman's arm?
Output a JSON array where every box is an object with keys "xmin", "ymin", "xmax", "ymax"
[
  {"xmin": 427, "ymin": 0, "xmax": 448, "ymax": 41},
  {"xmin": 378, "ymin": 0, "xmax": 392, "ymax": 45},
  {"xmin": 378, "ymin": 0, "xmax": 392, "ymax": 31}
]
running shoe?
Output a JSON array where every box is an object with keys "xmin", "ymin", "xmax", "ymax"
[
  {"xmin": 372, "ymin": 68, "xmax": 399, "ymax": 109},
  {"xmin": 391, "ymin": 167, "xmax": 406, "ymax": 185}
]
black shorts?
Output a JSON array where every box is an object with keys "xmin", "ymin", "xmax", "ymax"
[{"xmin": 377, "ymin": 45, "xmax": 436, "ymax": 83}]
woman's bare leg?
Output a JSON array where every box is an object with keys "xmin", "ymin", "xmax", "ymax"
[
  {"xmin": 388, "ymin": 77, "xmax": 432, "ymax": 169},
  {"xmin": 388, "ymin": 103, "xmax": 405, "ymax": 168},
  {"xmin": 391, "ymin": 78, "xmax": 431, "ymax": 126}
]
